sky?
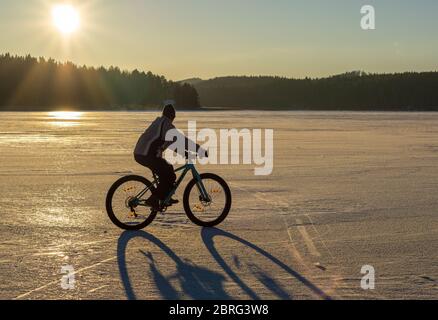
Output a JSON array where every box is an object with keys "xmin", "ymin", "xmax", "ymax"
[{"xmin": 0, "ymin": 0, "xmax": 437, "ymax": 80}]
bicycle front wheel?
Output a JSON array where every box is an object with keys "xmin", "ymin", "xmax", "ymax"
[{"xmin": 183, "ymin": 173, "xmax": 232, "ymax": 227}]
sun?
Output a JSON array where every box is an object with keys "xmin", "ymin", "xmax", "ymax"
[{"xmin": 52, "ymin": 4, "xmax": 80, "ymax": 35}]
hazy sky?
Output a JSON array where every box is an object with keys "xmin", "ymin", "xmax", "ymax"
[{"xmin": 0, "ymin": 0, "xmax": 437, "ymax": 80}]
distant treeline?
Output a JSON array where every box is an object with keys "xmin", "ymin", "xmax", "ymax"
[
  {"xmin": 186, "ymin": 71, "xmax": 438, "ymax": 111},
  {"xmin": 0, "ymin": 53, "xmax": 200, "ymax": 110}
]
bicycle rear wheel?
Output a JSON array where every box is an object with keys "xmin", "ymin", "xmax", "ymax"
[
  {"xmin": 106, "ymin": 175, "xmax": 157, "ymax": 230},
  {"xmin": 183, "ymin": 173, "xmax": 232, "ymax": 227}
]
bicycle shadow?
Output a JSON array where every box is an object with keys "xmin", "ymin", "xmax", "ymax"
[
  {"xmin": 201, "ymin": 228, "xmax": 332, "ymax": 300},
  {"xmin": 117, "ymin": 231, "xmax": 230, "ymax": 300}
]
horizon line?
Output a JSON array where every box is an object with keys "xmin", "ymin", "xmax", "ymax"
[{"xmin": 2, "ymin": 52, "xmax": 438, "ymax": 83}]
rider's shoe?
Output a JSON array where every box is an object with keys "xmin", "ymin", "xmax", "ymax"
[{"xmin": 168, "ymin": 198, "xmax": 179, "ymax": 206}]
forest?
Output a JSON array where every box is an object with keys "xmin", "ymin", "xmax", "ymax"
[
  {"xmin": 188, "ymin": 71, "xmax": 438, "ymax": 111},
  {"xmin": 2, "ymin": 53, "xmax": 438, "ymax": 111},
  {"xmin": 0, "ymin": 53, "xmax": 200, "ymax": 110}
]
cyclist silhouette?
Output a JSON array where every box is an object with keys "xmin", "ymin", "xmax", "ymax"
[{"xmin": 134, "ymin": 102, "xmax": 207, "ymax": 210}]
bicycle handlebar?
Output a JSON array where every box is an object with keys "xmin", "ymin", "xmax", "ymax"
[{"xmin": 184, "ymin": 149, "xmax": 209, "ymax": 160}]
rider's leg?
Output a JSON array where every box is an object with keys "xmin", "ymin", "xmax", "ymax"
[
  {"xmin": 152, "ymin": 157, "xmax": 177, "ymax": 202},
  {"xmin": 134, "ymin": 154, "xmax": 161, "ymax": 209},
  {"xmin": 134, "ymin": 154, "xmax": 177, "ymax": 206}
]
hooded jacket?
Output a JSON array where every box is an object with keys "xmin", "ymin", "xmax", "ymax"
[
  {"xmin": 134, "ymin": 116, "xmax": 176, "ymax": 158},
  {"xmin": 134, "ymin": 116, "xmax": 201, "ymax": 158}
]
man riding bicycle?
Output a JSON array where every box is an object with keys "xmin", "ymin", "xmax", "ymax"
[{"xmin": 134, "ymin": 101, "xmax": 207, "ymax": 210}]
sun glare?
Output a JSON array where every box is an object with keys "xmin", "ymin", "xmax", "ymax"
[
  {"xmin": 49, "ymin": 111, "xmax": 83, "ymax": 120},
  {"xmin": 52, "ymin": 4, "xmax": 80, "ymax": 35}
]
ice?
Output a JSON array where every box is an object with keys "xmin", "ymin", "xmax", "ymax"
[{"xmin": 0, "ymin": 111, "xmax": 437, "ymax": 300}]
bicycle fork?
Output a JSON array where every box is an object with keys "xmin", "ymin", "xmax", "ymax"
[{"xmin": 192, "ymin": 170, "xmax": 211, "ymax": 202}]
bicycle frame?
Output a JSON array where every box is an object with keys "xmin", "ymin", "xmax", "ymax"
[{"xmin": 135, "ymin": 162, "xmax": 210, "ymax": 207}]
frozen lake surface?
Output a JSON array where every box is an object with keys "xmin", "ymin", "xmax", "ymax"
[{"xmin": 0, "ymin": 111, "xmax": 437, "ymax": 299}]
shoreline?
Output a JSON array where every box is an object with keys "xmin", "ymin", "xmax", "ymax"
[{"xmin": 1, "ymin": 107, "xmax": 438, "ymax": 113}]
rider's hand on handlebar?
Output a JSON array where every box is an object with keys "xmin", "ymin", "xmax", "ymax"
[
  {"xmin": 185, "ymin": 148, "xmax": 209, "ymax": 160},
  {"xmin": 198, "ymin": 147, "xmax": 209, "ymax": 159}
]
